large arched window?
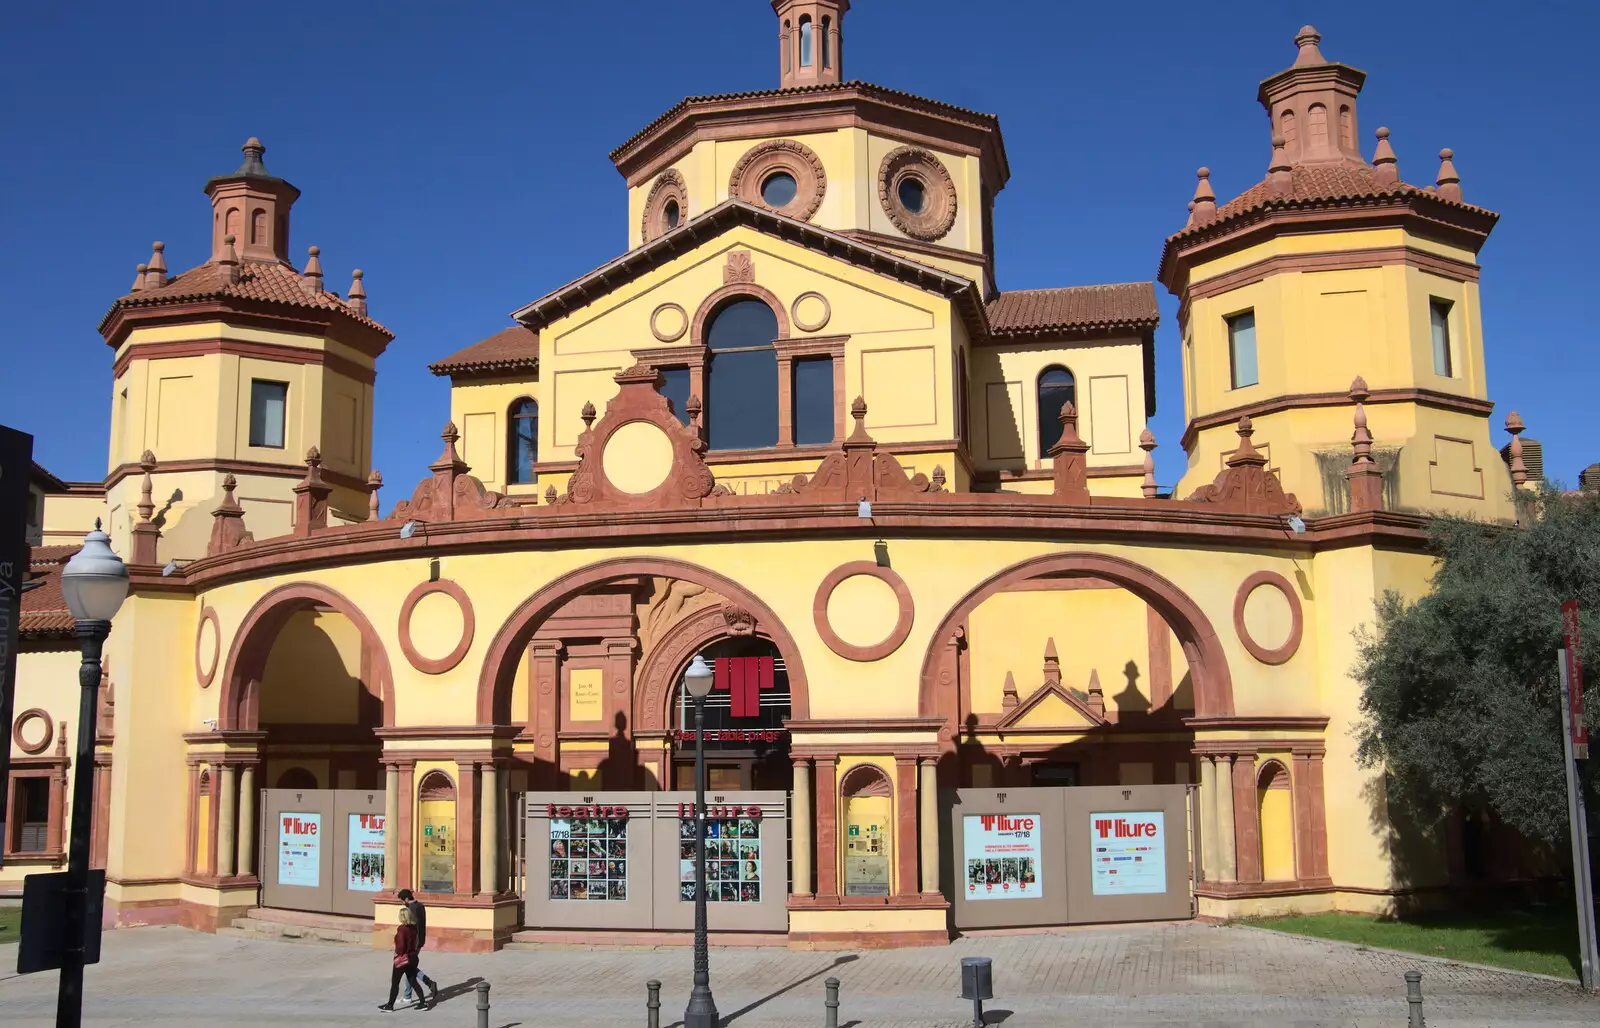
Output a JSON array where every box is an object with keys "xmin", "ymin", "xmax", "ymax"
[
  {"xmin": 706, "ymin": 299, "xmax": 779, "ymax": 451},
  {"xmin": 1036, "ymin": 365, "xmax": 1077, "ymax": 456},
  {"xmin": 508, "ymin": 397, "xmax": 538, "ymax": 484},
  {"xmin": 798, "ymin": 15, "xmax": 814, "ymax": 66}
]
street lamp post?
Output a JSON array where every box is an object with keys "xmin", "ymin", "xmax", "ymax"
[
  {"xmin": 682, "ymin": 654, "xmax": 718, "ymax": 1028},
  {"xmin": 56, "ymin": 520, "xmax": 129, "ymax": 1028}
]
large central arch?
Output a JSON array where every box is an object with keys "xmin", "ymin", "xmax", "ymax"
[
  {"xmin": 476, "ymin": 556, "xmax": 811, "ymax": 726},
  {"xmin": 918, "ymin": 551, "xmax": 1235, "ymax": 745}
]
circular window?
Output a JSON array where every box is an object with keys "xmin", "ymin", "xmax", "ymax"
[
  {"xmin": 897, "ymin": 176, "xmax": 927, "ymax": 214},
  {"xmin": 761, "ymin": 171, "xmax": 798, "ymax": 208},
  {"xmin": 664, "ymin": 199, "xmax": 680, "ymax": 230},
  {"xmin": 878, "ymin": 146, "xmax": 958, "ymax": 241}
]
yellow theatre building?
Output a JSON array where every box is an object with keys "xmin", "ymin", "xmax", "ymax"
[{"xmin": 7, "ymin": 8, "xmax": 1543, "ymax": 950}]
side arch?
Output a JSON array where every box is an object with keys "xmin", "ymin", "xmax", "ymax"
[
  {"xmin": 477, "ymin": 557, "xmax": 810, "ymax": 726},
  {"xmin": 634, "ymin": 603, "xmax": 786, "ymax": 733},
  {"xmin": 217, "ymin": 581, "xmax": 396, "ymax": 731},
  {"xmin": 918, "ymin": 551, "xmax": 1235, "ymax": 741}
]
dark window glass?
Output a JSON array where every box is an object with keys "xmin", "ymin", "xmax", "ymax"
[
  {"xmin": 664, "ymin": 199, "xmax": 680, "ymax": 230},
  {"xmin": 799, "ymin": 16, "xmax": 813, "ymax": 66},
  {"xmin": 13, "ymin": 777, "xmax": 49, "ymax": 852},
  {"xmin": 661, "ymin": 366, "xmax": 691, "ymax": 426},
  {"xmin": 897, "ymin": 176, "xmax": 926, "ymax": 214},
  {"xmin": 821, "ymin": 16, "xmax": 832, "ymax": 67},
  {"xmin": 956, "ymin": 349, "xmax": 970, "ymax": 443},
  {"xmin": 509, "ymin": 398, "xmax": 538, "ymax": 484},
  {"xmin": 706, "ymin": 300, "xmax": 779, "ymax": 451},
  {"xmin": 1228, "ymin": 310, "xmax": 1258, "ymax": 388},
  {"xmin": 1037, "ymin": 366, "xmax": 1076, "ymax": 455},
  {"xmin": 1429, "ymin": 298, "xmax": 1453, "ymax": 377},
  {"xmin": 793, "ymin": 357, "xmax": 834, "ymax": 445},
  {"xmin": 761, "ymin": 172, "xmax": 797, "ymax": 208},
  {"xmin": 248, "ymin": 380, "xmax": 287, "ymax": 448}
]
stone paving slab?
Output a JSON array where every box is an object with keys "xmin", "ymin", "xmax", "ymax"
[{"xmin": 2, "ymin": 921, "xmax": 1597, "ymax": 1027}]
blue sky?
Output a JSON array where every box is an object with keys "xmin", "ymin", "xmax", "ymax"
[{"xmin": 3, "ymin": 1, "xmax": 1594, "ymax": 489}]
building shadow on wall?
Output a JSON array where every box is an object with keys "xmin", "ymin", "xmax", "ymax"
[{"xmin": 598, "ymin": 711, "xmax": 641, "ymax": 791}]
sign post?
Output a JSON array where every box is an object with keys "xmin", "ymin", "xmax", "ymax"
[
  {"xmin": 0, "ymin": 425, "xmax": 34, "ymax": 870},
  {"xmin": 1557, "ymin": 635, "xmax": 1597, "ymax": 991}
]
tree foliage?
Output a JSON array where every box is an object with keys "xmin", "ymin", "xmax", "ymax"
[{"xmin": 1355, "ymin": 487, "xmax": 1600, "ymax": 847}]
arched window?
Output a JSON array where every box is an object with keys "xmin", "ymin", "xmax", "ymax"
[
  {"xmin": 1279, "ymin": 110, "xmax": 1298, "ymax": 147},
  {"xmin": 417, "ymin": 770, "xmax": 458, "ymax": 894},
  {"xmin": 821, "ymin": 16, "xmax": 832, "ymax": 68},
  {"xmin": 251, "ymin": 208, "xmax": 266, "ymax": 245},
  {"xmin": 783, "ymin": 19, "xmax": 791, "ymax": 73},
  {"xmin": 1338, "ymin": 105, "xmax": 1354, "ymax": 150},
  {"xmin": 1036, "ymin": 365, "xmax": 1077, "ymax": 456},
  {"xmin": 1307, "ymin": 104, "xmax": 1328, "ymax": 151},
  {"xmin": 508, "ymin": 397, "xmax": 538, "ymax": 484},
  {"xmin": 799, "ymin": 15, "xmax": 813, "ymax": 67},
  {"xmin": 705, "ymin": 299, "xmax": 779, "ymax": 450}
]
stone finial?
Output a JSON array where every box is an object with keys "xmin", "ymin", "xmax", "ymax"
[
  {"xmin": 1001, "ymin": 670, "xmax": 1019, "ymax": 711},
  {"xmin": 1190, "ymin": 167, "xmax": 1217, "ymax": 224},
  {"xmin": 304, "ymin": 245, "xmax": 324, "ymax": 294},
  {"xmin": 238, "ymin": 137, "xmax": 268, "ymax": 176},
  {"xmin": 292, "ymin": 446, "xmax": 332, "ymax": 536},
  {"xmin": 544, "ymin": 484, "xmax": 557, "ymax": 505},
  {"xmin": 1225, "ymin": 416, "xmax": 1268, "ymax": 468},
  {"xmin": 347, "ymin": 269, "xmax": 367, "ymax": 316},
  {"xmin": 1505, "ymin": 411, "xmax": 1528, "ymax": 486},
  {"xmin": 931, "ymin": 464, "xmax": 947, "ymax": 492},
  {"xmin": 1043, "ymin": 637, "xmax": 1062, "ymax": 687},
  {"xmin": 580, "ymin": 401, "xmax": 597, "ymax": 429},
  {"xmin": 208, "ymin": 473, "xmax": 255, "ymax": 555},
  {"xmin": 1435, "ymin": 148, "xmax": 1463, "ymax": 203},
  {"xmin": 145, "ymin": 242, "xmax": 167, "ymax": 288},
  {"xmin": 131, "ymin": 264, "xmax": 147, "ymax": 293},
  {"xmin": 845, "ymin": 395, "xmax": 876, "ymax": 446},
  {"xmin": 684, "ymin": 394, "xmax": 703, "ymax": 430},
  {"xmin": 1347, "ymin": 376, "xmax": 1382, "ymax": 512},
  {"xmin": 130, "ymin": 449, "xmax": 161, "ymax": 564},
  {"xmin": 1293, "ymin": 25, "xmax": 1327, "ymax": 66},
  {"xmin": 1371, "ymin": 127, "xmax": 1400, "ymax": 189},
  {"xmin": 56, "ymin": 720, "xmax": 68, "ymax": 758},
  {"xmin": 219, "ymin": 234, "xmax": 240, "ymax": 283},
  {"xmin": 1268, "ymin": 136, "xmax": 1293, "ymax": 196},
  {"xmin": 136, "ymin": 450, "xmax": 157, "ymax": 521},
  {"xmin": 1086, "ymin": 668, "xmax": 1105, "ymax": 717},
  {"xmin": 367, "ymin": 469, "xmax": 383, "ymax": 521},
  {"xmin": 1050, "ymin": 401, "xmax": 1092, "ymax": 503},
  {"xmin": 1139, "ymin": 428, "xmax": 1159, "ymax": 498}
]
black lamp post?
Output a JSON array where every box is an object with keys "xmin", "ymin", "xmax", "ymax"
[
  {"xmin": 56, "ymin": 519, "xmax": 129, "ymax": 1028},
  {"xmin": 682, "ymin": 654, "xmax": 718, "ymax": 1028}
]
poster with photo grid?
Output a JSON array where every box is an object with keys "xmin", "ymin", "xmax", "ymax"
[
  {"xmin": 549, "ymin": 815, "xmax": 629, "ymax": 901},
  {"xmin": 676, "ymin": 817, "xmax": 763, "ymax": 904}
]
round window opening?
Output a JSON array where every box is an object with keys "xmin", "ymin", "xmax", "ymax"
[
  {"xmin": 663, "ymin": 199, "xmax": 680, "ymax": 230},
  {"xmin": 761, "ymin": 171, "xmax": 798, "ymax": 208},
  {"xmin": 897, "ymin": 176, "xmax": 927, "ymax": 215}
]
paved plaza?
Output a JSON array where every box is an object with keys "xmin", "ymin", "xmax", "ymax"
[{"xmin": 2, "ymin": 921, "xmax": 1597, "ymax": 1027}]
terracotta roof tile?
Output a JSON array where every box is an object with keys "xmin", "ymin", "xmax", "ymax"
[
  {"xmin": 20, "ymin": 545, "xmax": 79, "ymax": 637},
  {"xmin": 985, "ymin": 283, "xmax": 1160, "ymax": 337},
  {"xmin": 429, "ymin": 326, "xmax": 540, "ymax": 377},
  {"xmin": 101, "ymin": 259, "xmax": 390, "ymax": 336}
]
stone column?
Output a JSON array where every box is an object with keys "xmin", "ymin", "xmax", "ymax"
[
  {"xmin": 216, "ymin": 764, "xmax": 238, "ymax": 878},
  {"xmin": 396, "ymin": 762, "xmax": 416, "ymax": 891},
  {"xmin": 480, "ymin": 763, "xmax": 499, "ymax": 895},
  {"xmin": 814, "ymin": 758, "xmax": 839, "ymax": 899},
  {"xmin": 1198, "ymin": 755, "xmax": 1218, "ymax": 882},
  {"xmin": 893, "ymin": 756, "xmax": 919, "ymax": 898},
  {"xmin": 919, "ymin": 758, "xmax": 940, "ymax": 895},
  {"xmin": 236, "ymin": 764, "xmax": 257, "ymax": 877},
  {"xmin": 1232, "ymin": 752, "xmax": 1262, "ymax": 884},
  {"xmin": 776, "ymin": 353, "xmax": 795, "ymax": 447},
  {"xmin": 791, "ymin": 758, "xmax": 813, "ymax": 897},
  {"xmin": 1214, "ymin": 754, "xmax": 1236, "ymax": 882},
  {"xmin": 384, "ymin": 764, "xmax": 400, "ymax": 891},
  {"xmin": 456, "ymin": 760, "xmax": 479, "ymax": 897}
]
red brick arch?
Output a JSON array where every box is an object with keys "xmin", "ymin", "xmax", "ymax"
[
  {"xmin": 918, "ymin": 551, "xmax": 1235, "ymax": 746},
  {"xmin": 217, "ymin": 582, "xmax": 394, "ymax": 731}
]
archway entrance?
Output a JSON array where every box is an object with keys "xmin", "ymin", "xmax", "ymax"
[{"xmin": 669, "ymin": 637, "xmax": 793, "ymax": 792}]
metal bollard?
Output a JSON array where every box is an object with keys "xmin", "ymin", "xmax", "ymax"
[
  {"xmin": 646, "ymin": 979, "xmax": 661, "ymax": 1028},
  {"xmin": 823, "ymin": 976, "xmax": 840, "ymax": 1028},
  {"xmin": 476, "ymin": 981, "xmax": 491, "ymax": 1028},
  {"xmin": 1405, "ymin": 970, "xmax": 1425, "ymax": 1028}
]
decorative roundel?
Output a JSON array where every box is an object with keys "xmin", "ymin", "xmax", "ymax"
[
  {"xmin": 398, "ymin": 580, "xmax": 476, "ymax": 675},
  {"xmin": 641, "ymin": 170, "xmax": 688, "ymax": 243},
  {"xmin": 1233, "ymin": 571, "xmax": 1304, "ymax": 665},
  {"xmin": 877, "ymin": 146, "xmax": 958, "ymax": 241},
  {"xmin": 195, "ymin": 606, "xmax": 220, "ymax": 688},
  {"xmin": 791, "ymin": 291, "xmax": 832, "ymax": 333},
  {"xmin": 729, "ymin": 139, "xmax": 827, "ymax": 222},
  {"xmin": 650, "ymin": 302, "xmax": 689, "ymax": 343},
  {"xmin": 13, "ymin": 708, "xmax": 53, "ymax": 755},
  {"xmin": 813, "ymin": 561, "xmax": 915, "ymax": 662}
]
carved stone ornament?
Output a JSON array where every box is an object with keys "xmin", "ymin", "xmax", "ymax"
[
  {"xmin": 721, "ymin": 604, "xmax": 757, "ymax": 637},
  {"xmin": 878, "ymin": 146, "xmax": 959, "ymax": 241},
  {"xmin": 1186, "ymin": 417, "xmax": 1302, "ymax": 515},
  {"xmin": 777, "ymin": 396, "xmax": 946, "ymax": 501},
  {"xmin": 207, "ymin": 474, "xmax": 255, "ymax": 555},
  {"xmin": 549, "ymin": 364, "xmax": 719, "ymax": 511},
  {"xmin": 640, "ymin": 169, "xmax": 688, "ymax": 243},
  {"xmin": 724, "ymin": 250, "xmax": 755, "ymax": 284},
  {"xmin": 728, "ymin": 139, "xmax": 827, "ymax": 222},
  {"xmin": 387, "ymin": 422, "xmax": 519, "ymax": 523}
]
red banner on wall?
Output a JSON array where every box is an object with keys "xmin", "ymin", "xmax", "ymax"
[
  {"xmin": 713, "ymin": 656, "xmax": 775, "ymax": 718},
  {"xmin": 1562, "ymin": 601, "xmax": 1587, "ymax": 753}
]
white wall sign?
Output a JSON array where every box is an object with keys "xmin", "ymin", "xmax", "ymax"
[
  {"xmin": 277, "ymin": 812, "xmax": 322, "ymax": 888},
  {"xmin": 347, "ymin": 812, "xmax": 386, "ymax": 892},
  {"xmin": 962, "ymin": 812, "xmax": 1042, "ymax": 901},
  {"xmin": 1089, "ymin": 811, "xmax": 1166, "ymax": 896}
]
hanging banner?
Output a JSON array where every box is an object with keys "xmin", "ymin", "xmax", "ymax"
[
  {"xmin": 962, "ymin": 812, "xmax": 1043, "ymax": 900},
  {"xmin": 277, "ymin": 812, "xmax": 323, "ymax": 888},
  {"xmin": 1089, "ymin": 811, "xmax": 1167, "ymax": 896},
  {"xmin": 346, "ymin": 813, "xmax": 386, "ymax": 892}
]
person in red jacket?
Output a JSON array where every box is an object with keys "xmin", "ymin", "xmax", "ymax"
[{"xmin": 378, "ymin": 906, "xmax": 432, "ymax": 1011}]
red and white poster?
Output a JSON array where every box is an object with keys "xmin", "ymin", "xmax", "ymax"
[
  {"xmin": 347, "ymin": 813, "xmax": 386, "ymax": 892},
  {"xmin": 963, "ymin": 813, "xmax": 1042, "ymax": 900},
  {"xmin": 277, "ymin": 812, "xmax": 322, "ymax": 888},
  {"xmin": 1089, "ymin": 811, "xmax": 1166, "ymax": 896}
]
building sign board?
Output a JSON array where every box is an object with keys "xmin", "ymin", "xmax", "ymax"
[
  {"xmin": 346, "ymin": 813, "xmax": 386, "ymax": 892},
  {"xmin": 963, "ymin": 812, "xmax": 1043, "ymax": 900},
  {"xmin": 1089, "ymin": 811, "xmax": 1167, "ymax": 896},
  {"xmin": 277, "ymin": 812, "xmax": 322, "ymax": 887},
  {"xmin": 549, "ymin": 809, "xmax": 629, "ymax": 901},
  {"xmin": 568, "ymin": 667, "xmax": 603, "ymax": 723}
]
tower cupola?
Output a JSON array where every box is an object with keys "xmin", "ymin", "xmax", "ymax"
[
  {"xmin": 204, "ymin": 137, "xmax": 301, "ymax": 264},
  {"xmin": 1257, "ymin": 26, "xmax": 1367, "ymax": 166},
  {"xmin": 774, "ymin": 0, "xmax": 847, "ymax": 89}
]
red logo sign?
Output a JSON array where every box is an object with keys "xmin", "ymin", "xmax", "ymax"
[
  {"xmin": 281, "ymin": 816, "xmax": 318, "ymax": 837},
  {"xmin": 357, "ymin": 813, "xmax": 385, "ymax": 831},
  {"xmin": 547, "ymin": 804, "xmax": 629, "ymax": 820},
  {"xmin": 978, "ymin": 814, "xmax": 1036, "ymax": 832},
  {"xmin": 677, "ymin": 803, "xmax": 763, "ymax": 820},
  {"xmin": 1094, "ymin": 817, "xmax": 1159, "ymax": 839}
]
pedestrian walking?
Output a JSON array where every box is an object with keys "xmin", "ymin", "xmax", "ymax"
[
  {"xmin": 397, "ymin": 888, "xmax": 440, "ymax": 1005},
  {"xmin": 378, "ymin": 906, "xmax": 433, "ymax": 1011}
]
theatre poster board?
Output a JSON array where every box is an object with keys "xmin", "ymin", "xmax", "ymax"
[{"xmin": 258, "ymin": 788, "xmax": 386, "ymax": 917}]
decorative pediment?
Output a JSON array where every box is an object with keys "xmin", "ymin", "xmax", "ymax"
[
  {"xmin": 995, "ymin": 680, "xmax": 1108, "ymax": 731},
  {"xmin": 388, "ymin": 422, "xmax": 519, "ymax": 523},
  {"xmin": 776, "ymin": 397, "xmax": 946, "ymax": 501},
  {"xmin": 1186, "ymin": 416, "xmax": 1302, "ymax": 515}
]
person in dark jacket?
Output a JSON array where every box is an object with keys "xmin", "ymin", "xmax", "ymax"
[
  {"xmin": 397, "ymin": 888, "xmax": 440, "ymax": 1005},
  {"xmin": 378, "ymin": 906, "xmax": 432, "ymax": 1011}
]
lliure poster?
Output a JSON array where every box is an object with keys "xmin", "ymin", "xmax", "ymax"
[
  {"xmin": 1089, "ymin": 811, "xmax": 1167, "ymax": 896},
  {"xmin": 963, "ymin": 812, "xmax": 1042, "ymax": 901}
]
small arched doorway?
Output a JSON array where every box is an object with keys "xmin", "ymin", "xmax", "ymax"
[{"xmin": 669, "ymin": 636, "xmax": 793, "ymax": 792}]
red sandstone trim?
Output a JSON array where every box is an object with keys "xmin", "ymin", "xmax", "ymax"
[
  {"xmin": 397, "ymin": 579, "xmax": 476, "ymax": 675},
  {"xmin": 1231, "ymin": 571, "xmax": 1303, "ymax": 666},
  {"xmin": 105, "ymin": 456, "xmax": 370, "ymax": 495},
  {"xmin": 195, "ymin": 606, "xmax": 220, "ymax": 688},
  {"xmin": 1180, "ymin": 387, "xmax": 1494, "ymax": 453},
  {"xmin": 812, "ymin": 561, "xmax": 915, "ymax": 661},
  {"xmin": 112, "ymin": 337, "xmax": 376, "ymax": 384}
]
